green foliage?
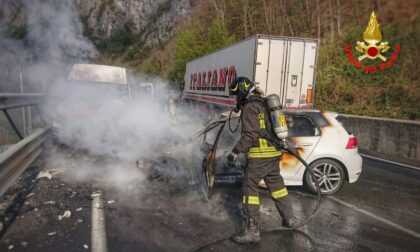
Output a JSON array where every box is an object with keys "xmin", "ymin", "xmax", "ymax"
[
  {"xmin": 315, "ymin": 18, "xmax": 420, "ymax": 119},
  {"xmin": 207, "ymin": 19, "xmax": 237, "ymax": 51},
  {"xmin": 173, "ymin": 19, "xmax": 236, "ymax": 82},
  {"xmin": 173, "ymin": 26, "xmax": 204, "ymax": 81},
  {"xmin": 92, "ymin": 0, "xmax": 419, "ymax": 120},
  {"xmin": 98, "ymin": 28, "xmax": 134, "ymax": 55}
]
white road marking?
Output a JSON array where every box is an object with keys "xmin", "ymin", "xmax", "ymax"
[
  {"xmin": 329, "ymin": 196, "xmax": 420, "ymax": 239},
  {"xmin": 360, "ymin": 154, "xmax": 420, "ymax": 171},
  {"xmin": 91, "ymin": 192, "xmax": 108, "ymax": 252}
]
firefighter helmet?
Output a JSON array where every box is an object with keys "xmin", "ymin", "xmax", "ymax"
[{"xmin": 229, "ymin": 77, "xmax": 255, "ymax": 104}]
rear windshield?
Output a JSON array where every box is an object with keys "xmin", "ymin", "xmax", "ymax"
[
  {"xmin": 306, "ymin": 111, "xmax": 329, "ymax": 127},
  {"xmin": 335, "ymin": 116, "xmax": 352, "ymax": 135}
]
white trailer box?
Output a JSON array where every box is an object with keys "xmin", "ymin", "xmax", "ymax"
[{"xmin": 183, "ymin": 34, "xmax": 318, "ymax": 109}]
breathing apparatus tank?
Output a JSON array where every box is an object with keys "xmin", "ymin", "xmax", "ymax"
[{"xmin": 265, "ymin": 94, "xmax": 288, "ymax": 140}]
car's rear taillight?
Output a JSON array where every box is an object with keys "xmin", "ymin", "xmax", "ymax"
[{"xmin": 346, "ymin": 137, "xmax": 358, "ymax": 149}]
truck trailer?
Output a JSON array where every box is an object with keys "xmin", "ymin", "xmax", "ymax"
[{"xmin": 182, "ymin": 34, "xmax": 319, "ymax": 113}]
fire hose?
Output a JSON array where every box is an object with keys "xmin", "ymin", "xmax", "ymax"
[{"xmin": 188, "ymin": 110, "xmax": 322, "ymax": 252}]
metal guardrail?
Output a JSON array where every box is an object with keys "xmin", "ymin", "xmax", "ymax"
[
  {"xmin": 0, "ymin": 93, "xmax": 45, "ymax": 110},
  {"xmin": 1, "ymin": 92, "xmax": 47, "ymax": 140},
  {"xmin": 0, "ymin": 128, "xmax": 50, "ymax": 198},
  {"xmin": 0, "ymin": 91, "xmax": 50, "ymax": 198}
]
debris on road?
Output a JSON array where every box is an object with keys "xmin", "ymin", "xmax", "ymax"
[
  {"xmin": 44, "ymin": 201, "xmax": 56, "ymax": 205},
  {"xmin": 91, "ymin": 192, "xmax": 101, "ymax": 198},
  {"xmin": 58, "ymin": 210, "xmax": 72, "ymax": 221},
  {"xmin": 8, "ymin": 244, "xmax": 13, "ymax": 250},
  {"xmin": 76, "ymin": 208, "xmax": 83, "ymax": 211},
  {"xmin": 25, "ymin": 193, "xmax": 34, "ymax": 198},
  {"xmin": 107, "ymin": 200, "xmax": 115, "ymax": 204},
  {"xmin": 83, "ymin": 244, "xmax": 89, "ymax": 249},
  {"xmin": 66, "ymin": 190, "xmax": 77, "ymax": 199},
  {"xmin": 36, "ymin": 171, "xmax": 52, "ymax": 180},
  {"xmin": 48, "ymin": 231, "xmax": 56, "ymax": 236},
  {"xmin": 259, "ymin": 205, "xmax": 275, "ymax": 216}
]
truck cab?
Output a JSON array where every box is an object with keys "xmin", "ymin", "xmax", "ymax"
[{"xmin": 51, "ymin": 64, "xmax": 152, "ymax": 131}]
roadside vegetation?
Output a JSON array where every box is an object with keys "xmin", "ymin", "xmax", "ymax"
[{"xmin": 93, "ymin": 0, "xmax": 420, "ymax": 119}]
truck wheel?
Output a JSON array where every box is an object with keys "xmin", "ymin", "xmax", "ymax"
[{"xmin": 304, "ymin": 159, "xmax": 345, "ymax": 195}]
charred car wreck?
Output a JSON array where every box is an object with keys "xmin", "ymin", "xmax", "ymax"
[{"xmin": 138, "ymin": 109, "xmax": 362, "ymax": 197}]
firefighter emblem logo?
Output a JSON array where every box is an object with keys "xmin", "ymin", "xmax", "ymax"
[
  {"xmin": 344, "ymin": 11, "xmax": 400, "ymax": 73},
  {"xmin": 355, "ymin": 12, "xmax": 389, "ymax": 61}
]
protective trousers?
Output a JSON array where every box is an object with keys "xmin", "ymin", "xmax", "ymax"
[{"xmin": 243, "ymin": 157, "xmax": 292, "ymax": 224}]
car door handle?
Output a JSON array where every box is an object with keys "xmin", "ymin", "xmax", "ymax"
[{"xmin": 297, "ymin": 143, "xmax": 313, "ymax": 147}]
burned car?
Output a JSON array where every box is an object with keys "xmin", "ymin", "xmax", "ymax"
[{"xmin": 140, "ymin": 109, "xmax": 362, "ymax": 196}]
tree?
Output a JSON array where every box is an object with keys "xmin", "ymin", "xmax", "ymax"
[
  {"xmin": 173, "ymin": 26, "xmax": 205, "ymax": 82},
  {"xmin": 207, "ymin": 19, "xmax": 236, "ymax": 51},
  {"xmin": 317, "ymin": 0, "xmax": 321, "ymax": 41},
  {"xmin": 173, "ymin": 19, "xmax": 236, "ymax": 82},
  {"xmin": 336, "ymin": 0, "xmax": 341, "ymax": 35},
  {"xmin": 329, "ymin": 0, "xmax": 335, "ymax": 42}
]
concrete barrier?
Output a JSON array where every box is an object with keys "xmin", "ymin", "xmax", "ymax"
[{"xmin": 338, "ymin": 114, "xmax": 420, "ymax": 164}]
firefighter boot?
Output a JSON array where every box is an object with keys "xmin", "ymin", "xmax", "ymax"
[
  {"xmin": 273, "ymin": 196, "xmax": 293, "ymax": 228},
  {"xmin": 231, "ymin": 218, "xmax": 261, "ymax": 243}
]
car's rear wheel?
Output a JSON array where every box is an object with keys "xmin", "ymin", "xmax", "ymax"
[{"xmin": 304, "ymin": 159, "xmax": 345, "ymax": 195}]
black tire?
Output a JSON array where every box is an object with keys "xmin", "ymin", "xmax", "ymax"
[{"xmin": 304, "ymin": 159, "xmax": 346, "ymax": 195}]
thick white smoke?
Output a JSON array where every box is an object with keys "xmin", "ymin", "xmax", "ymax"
[
  {"xmin": 1, "ymin": 0, "xmax": 207, "ymax": 193},
  {"xmin": 47, "ymin": 76, "xmax": 205, "ymax": 191},
  {"xmin": 50, "ymin": 76, "xmax": 200, "ymax": 161},
  {"xmin": 0, "ymin": 0, "xmax": 96, "ymax": 92},
  {"xmin": 23, "ymin": 0, "xmax": 96, "ymax": 62}
]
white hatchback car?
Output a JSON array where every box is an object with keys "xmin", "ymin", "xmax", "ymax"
[{"xmin": 198, "ymin": 109, "xmax": 363, "ymax": 195}]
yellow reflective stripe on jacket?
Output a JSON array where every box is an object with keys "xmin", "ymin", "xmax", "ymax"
[
  {"xmin": 249, "ymin": 146, "xmax": 278, "ymax": 153},
  {"xmin": 248, "ymin": 112, "xmax": 281, "ymax": 158},
  {"xmin": 248, "ymin": 152, "xmax": 281, "ymax": 158},
  {"xmin": 272, "ymin": 188, "xmax": 288, "ymax": 199},
  {"xmin": 248, "ymin": 196, "xmax": 260, "ymax": 205},
  {"xmin": 258, "ymin": 113, "xmax": 265, "ymax": 129},
  {"xmin": 242, "ymin": 196, "xmax": 260, "ymax": 205},
  {"xmin": 248, "ymin": 146, "xmax": 281, "ymax": 158},
  {"xmin": 259, "ymin": 138, "xmax": 268, "ymax": 148}
]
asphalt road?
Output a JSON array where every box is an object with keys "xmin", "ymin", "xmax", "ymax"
[{"xmin": 0, "ymin": 152, "xmax": 419, "ymax": 252}]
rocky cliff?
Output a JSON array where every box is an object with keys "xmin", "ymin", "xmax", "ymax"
[
  {"xmin": 0, "ymin": 0, "xmax": 192, "ymax": 92},
  {"xmin": 75, "ymin": 0, "xmax": 191, "ymax": 46},
  {"xmin": 1, "ymin": 0, "xmax": 191, "ymax": 46}
]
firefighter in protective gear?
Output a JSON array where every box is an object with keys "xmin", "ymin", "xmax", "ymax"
[{"xmin": 229, "ymin": 76, "xmax": 292, "ymax": 244}]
